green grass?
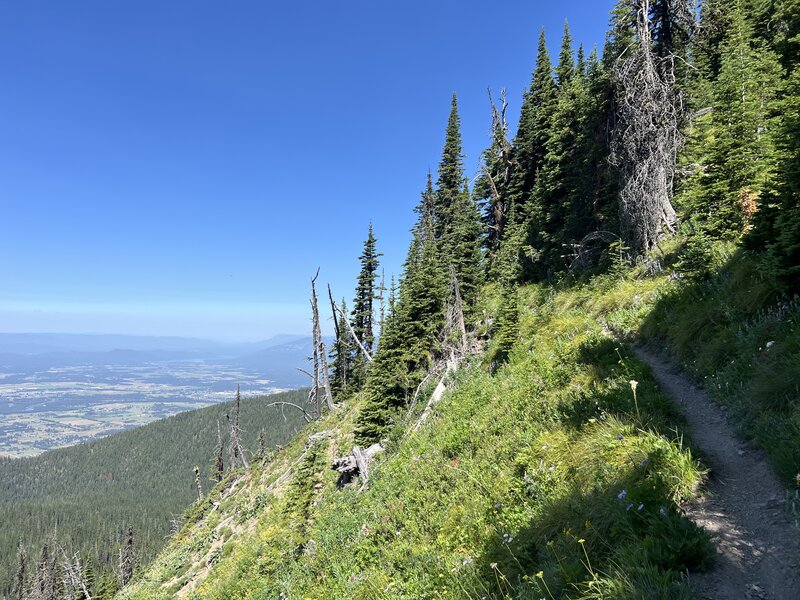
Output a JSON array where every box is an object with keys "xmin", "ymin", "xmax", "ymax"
[{"xmin": 120, "ymin": 266, "xmax": 719, "ymax": 599}]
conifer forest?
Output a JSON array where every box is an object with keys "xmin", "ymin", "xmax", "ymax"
[{"xmin": 5, "ymin": 0, "xmax": 800, "ymax": 598}]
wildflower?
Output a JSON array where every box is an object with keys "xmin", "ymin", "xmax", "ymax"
[
  {"xmin": 541, "ymin": 445, "xmax": 549, "ymax": 450},
  {"xmin": 536, "ymin": 571, "xmax": 544, "ymax": 579},
  {"xmin": 629, "ymin": 380, "xmax": 638, "ymax": 392},
  {"xmin": 637, "ymin": 503, "xmax": 645, "ymax": 511},
  {"xmin": 615, "ymin": 434, "xmax": 624, "ymax": 441},
  {"xmin": 490, "ymin": 562, "xmax": 498, "ymax": 570},
  {"xmin": 548, "ymin": 466, "xmax": 555, "ymax": 472},
  {"xmin": 578, "ymin": 538, "xmax": 585, "ymax": 544},
  {"xmin": 766, "ymin": 340, "xmax": 776, "ymax": 349},
  {"xmin": 639, "ymin": 458, "xmax": 649, "ymax": 467},
  {"xmin": 795, "ymin": 473, "xmax": 800, "ymax": 487},
  {"xmin": 626, "ymin": 503, "xmax": 634, "ymax": 511},
  {"xmin": 659, "ymin": 507, "xmax": 667, "ymax": 516},
  {"xmin": 617, "ymin": 489, "xmax": 628, "ymax": 500}
]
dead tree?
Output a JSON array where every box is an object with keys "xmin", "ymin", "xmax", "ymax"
[
  {"xmin": 331, "ymin": 443, "xmax": 384, "ymax": 488},
  {"xmin": 482, "ymin": 87, "xmax": 514, "ymax": 246},
  {"xmin": 13, "ymin": 542, "xmax": 26, "ymax": 600},
  {"xmin": 212, "ymin": 420, "xmax": 224, "ymax": 482},
  {"xmin": 58, "ymin": 547, "xmax": 92, "ymax": 600},
  {"xmin": 310, "ymin": 271, "xmax": 334, "ymax": 413},
  {"xmin": 194, "ymin": 466, "xmax": 203, "ymax": 501},
  {"xmin": 610, "ymin": 0, "xmax": 681, "ymax": 254},
  {"xmin": 228, "ymin": 385, "xmax": 248, "ymax": 470},
  {"xmin": 442, "ymin": 266, "xmax": 468, "ymax": 360},
  {"xmin": 117, "ymin": 528, "xmax": 135, "ymax": 588}
]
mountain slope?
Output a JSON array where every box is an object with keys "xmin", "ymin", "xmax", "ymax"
[
  {"xmin": 0, "ymin": 389, "xmax": 309, "ymax": 596},
  {"xmin": 121, "ymin": 254, "xmax": 777, "ymax": 598}
]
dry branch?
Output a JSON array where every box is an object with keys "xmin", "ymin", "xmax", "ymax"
[
  {"xmin": 331, "ymin": 298, "xmax": 373, "ymax": 362},
  {"xmin": 264, "ymin": 401, "xmax": 315, "ymax": 422}
]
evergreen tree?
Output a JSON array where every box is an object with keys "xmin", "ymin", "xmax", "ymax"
[
  {"xmin": 351, "ymin": 224, "xmax": 382, "ymax": 354},
  {"xmin": 355, "ymin": 180, "xmax": 447, "ymax": 443},
  {"xmin": 525, "ymin": 23, "xmax": 599, "ymax": 277},
  {"xmin": 686, "ymin": 2, "xmax": 782, "ymax": 237},
  {"xmin": 504, "ymin": 29, "xmax": 558, "ymax": 231},
  {"xmin": 434, "ymin": 95, "xmax": 483, "ymax": 308},
  {"xmin": 556, "ymin": 21, "xmax": 575, "ymax": 86},
  {"xmin": 349, "ymin": 225, "xmax": 382, "ymax": 388}
]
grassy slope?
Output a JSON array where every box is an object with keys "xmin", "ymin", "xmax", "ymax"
[
  {"xmin": 0, "ymin": 389, "xmax": 307, "ymax": 595},
  {"xmin": 121, "ymin": 257, "xmax": 752, "ymax": 599}
]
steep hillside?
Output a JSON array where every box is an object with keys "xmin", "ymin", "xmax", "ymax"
[
  {"xmin": 0, "ymin": 389, "xmax": 308, "ymax": 596},
  {"xmin": 117, "ymin": 251, "xmax": 798, "ymax": 599}
]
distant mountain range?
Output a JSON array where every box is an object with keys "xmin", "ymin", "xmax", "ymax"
[{"xmin": 0, "ymin": 332, "xmax": 308, "ymax": 356}]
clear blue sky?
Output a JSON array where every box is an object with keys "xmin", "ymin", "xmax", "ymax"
[{"xmin": 0, "ymin": 1, "xmax": 614, "ymax": 342}]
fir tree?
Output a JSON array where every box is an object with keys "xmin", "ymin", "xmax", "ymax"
[
  {"xmin": 434, "ymin": 95, "xmax": 483, "ymax": 308},
  {"xmin": 556, "ymin": 21, "xmax": 575, "ymax": 86},
  {"xmin": 525, "ymin": 23, "xmax": 599, "ymax": 277},
  {"xmin": 687, "ymin": 2, "xmax": 781, "ymax": 237},
  {"xmin": 504, "ymin": 29, "xmax": 558, "ymax": 230},
  {"xmin": 355, "ymin": 179, "xmax": 447, "ymax": 443},
  {"xmin": 349, "ymin": 224, "xmax": 382, "ymax": 388}
]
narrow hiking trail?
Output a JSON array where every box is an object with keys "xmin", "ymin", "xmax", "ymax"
[{"xmin": 633, "ymin": 345, "xmax": 800, "ymax": 600}]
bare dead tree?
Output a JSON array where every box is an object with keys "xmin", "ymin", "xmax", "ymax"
[
  {"xmin": 327, "ymin": 283, "xmax": 340, "ymax": 343},
  {"xmin": 213, "ymin": 420, "xmax": 224, "ymax": 482},
  {"xmin": 610, "ymin": 0, "xmax": 681, "ymax": 254},
  {"xmin": 117, "ymin": 528, "xmax": 135, "ymax": 588},
  {"xmin": 310, "ymin": 271, "xmax": 334, "ymax": 413},
  {"xmin": 228, "ymin": 385, "xmax": 248, "ymax": 470},
  {"xmin": 13, "ymin": 542, "xmax": 26, "ymax": 600},
  {"xmin": 58, "ymin": 547, "xmax": 92, "ymax": 600},
  {"xmin": 194, "ymin": 466, "xmax": 203, "ymax": 501},
  {"xmin": 482, "ymin": 87, "xmax": 514, "ymax": 244},
  {"xmin": 442, "ymin": 266, "xmax": 468, "ymax": 360}
]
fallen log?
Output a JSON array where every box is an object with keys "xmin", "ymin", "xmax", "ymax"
[{"xmin": 332, "ymin": 443, "xmax": 384, "ymax": 488}]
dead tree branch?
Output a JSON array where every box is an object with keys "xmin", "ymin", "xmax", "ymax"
[
  {"xmin": 331, "ymin": 298, "xmax": 373, "ymax": 362},
  {"xmin": 264, "ymin": 401, "xmax": 315, "ymax": 422}
]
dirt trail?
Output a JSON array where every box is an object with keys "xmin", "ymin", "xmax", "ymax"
[{"xmin": 633, "ymin": 345, "xmax": 800, "ymax": 600}]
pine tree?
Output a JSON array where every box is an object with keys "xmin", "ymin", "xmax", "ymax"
[
  {"xmin": 525, "ymin": 23, "xmax": 599, "ymax": 277},
  {"xmin": 687, "ymin": 1, "xmax": 781, "ymax": 237},
  {"xmin": 349, "ymin": 224, "xmax": 382, "ymax": 388},
  {"xmin": 433, "ymin": 95, "xmax": 483, "ymax": 308},
  {"xmin": 355, "ymin": 179, "xmax": 447, "ymax": 443},
  {"xmin": 504, "ymin": 29, "xmax": 558, "ymax": 230}
]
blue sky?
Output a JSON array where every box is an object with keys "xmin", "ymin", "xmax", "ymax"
[{"xmin": 0, "ymin": 1, "xmax": 614, "ymax": 341}]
